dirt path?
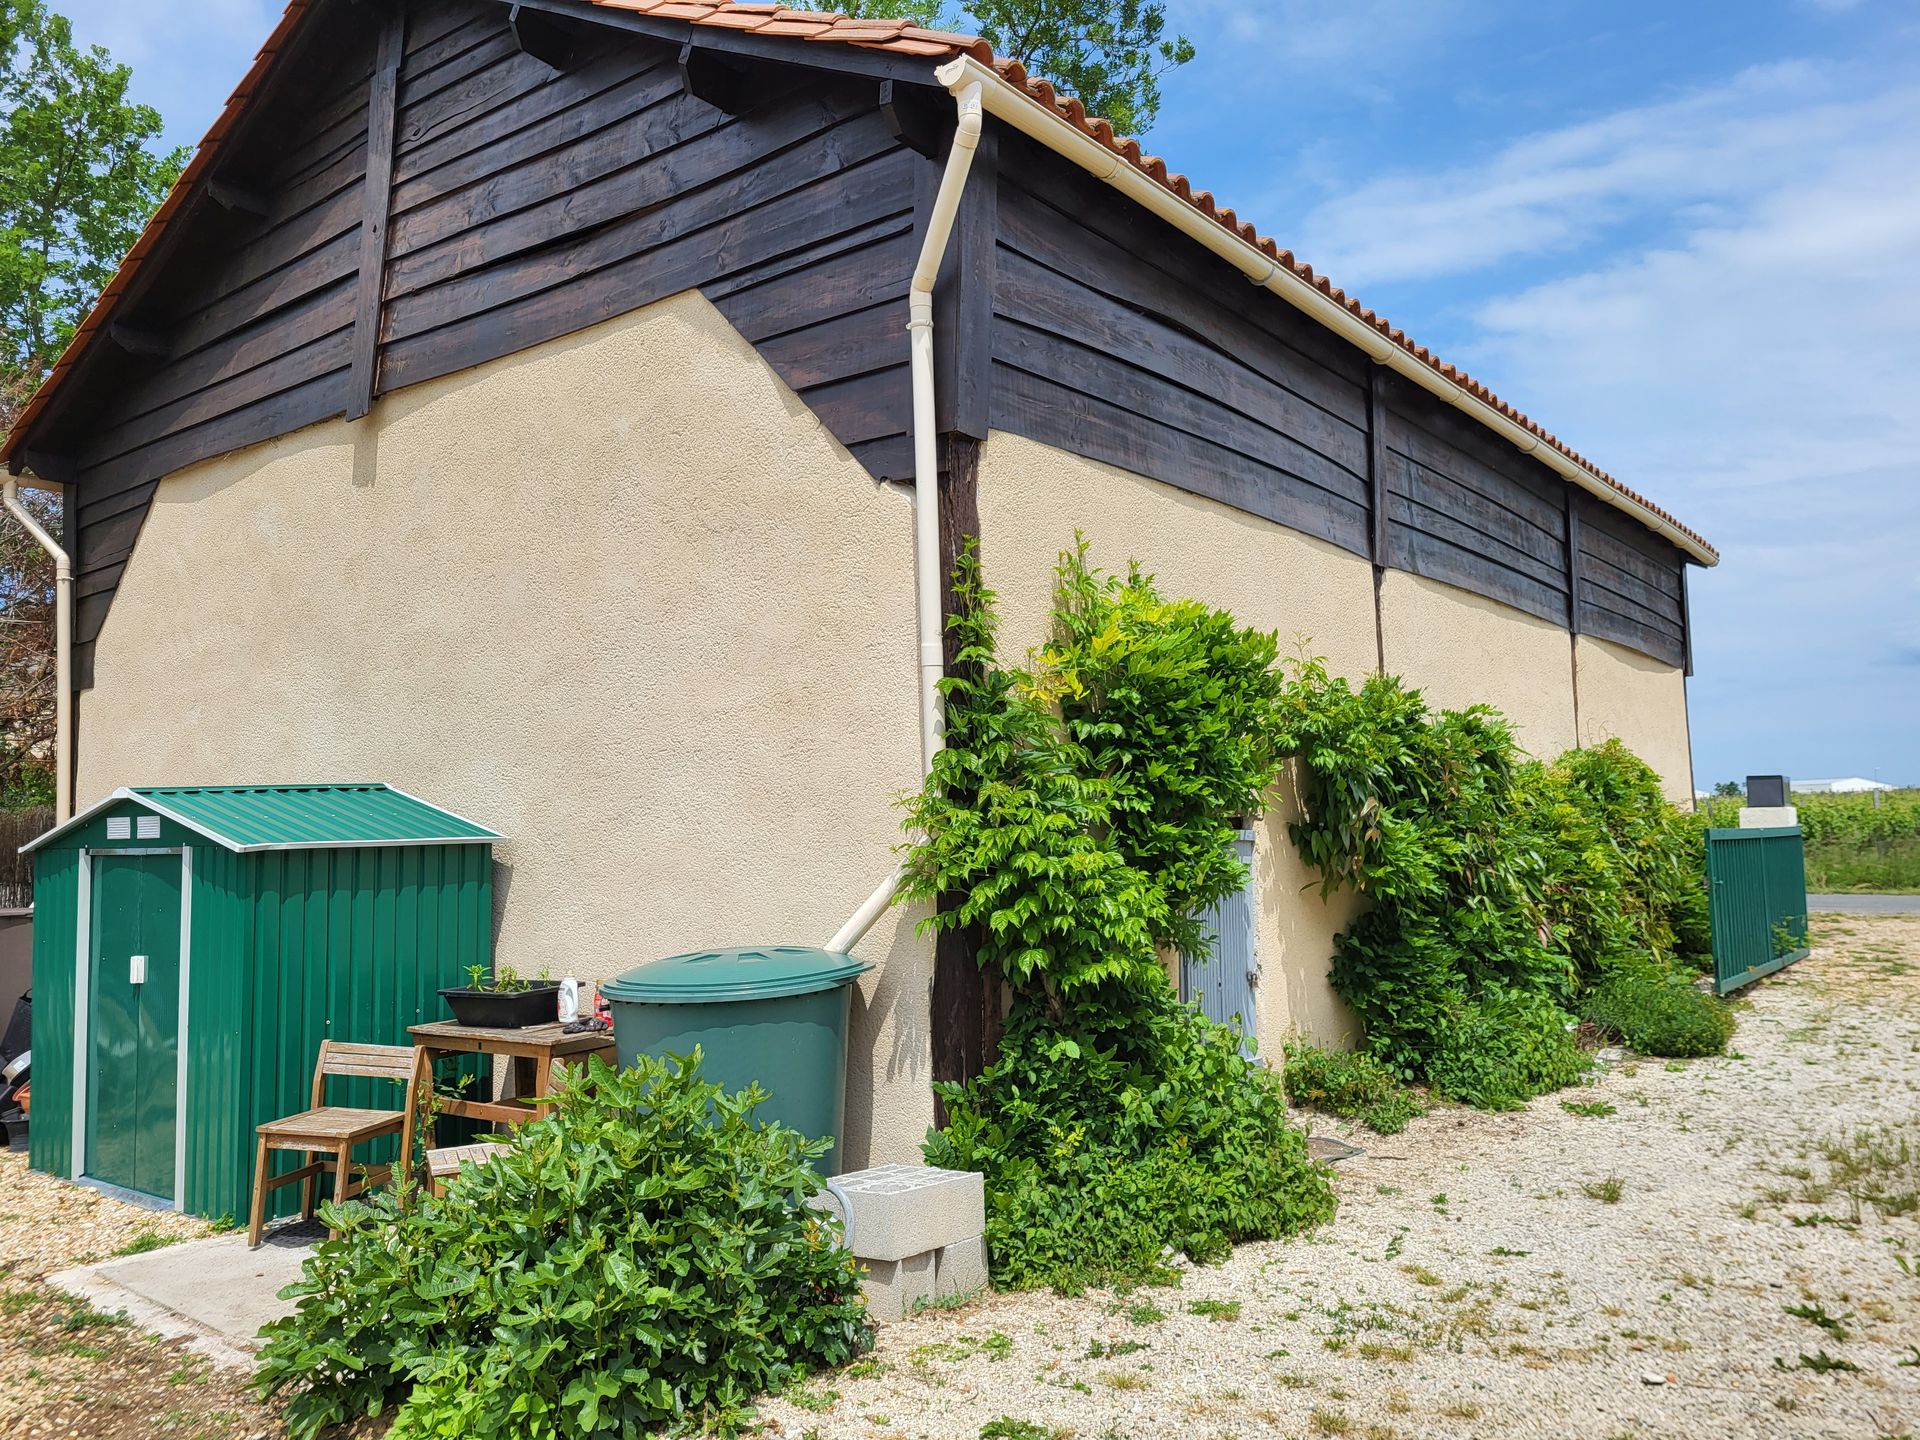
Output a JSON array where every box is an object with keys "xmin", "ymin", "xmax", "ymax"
[
  {"xmin": 761, "ymin": 913, "xmax": 1920, "ymax": 1440},
  {"xmin": 0, "ymin": 1152, "xmax": 283, "ymax": 1438}
]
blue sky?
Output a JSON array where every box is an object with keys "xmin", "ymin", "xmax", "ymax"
[{"xmin": 58, "ymin": 0, "xmax": 1920, "ymax": 788}]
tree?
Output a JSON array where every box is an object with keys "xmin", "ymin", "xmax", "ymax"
[
  {"xmin": 0, "ymin": 1, "xmax": 184, "ymax": 805},
  {"xmin": 1712, "ymin": 780, "xmax": 1742, "ymax": 798},
  {"xmin": 1, "ymin": 0, "xmax": 187, "ymax": 376},
  {"xmin": 841, "ymin": 0, "xmax": 1193, "ymax": 134}
]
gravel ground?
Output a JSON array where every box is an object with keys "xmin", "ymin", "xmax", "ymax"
[
  {"xmin": 3, "ymin": 914, "xmax": 1915, "ymax": 1439},
  {"xmin": 760, "ymin": 912, "xmax": 1920, "ymax": 1440},
  {"xmin": 0, "ymin": 1152, "xmax": 284, "ymax": 1438}
]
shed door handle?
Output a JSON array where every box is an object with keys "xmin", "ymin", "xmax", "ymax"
[{"xmin": 129, "ymin": 954, "xmax": 147, "ymax": 986}]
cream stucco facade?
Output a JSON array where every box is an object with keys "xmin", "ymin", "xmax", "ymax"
[
  {"xmin": 1576, "ymin": 634, "xmax": 1696, "ymax": 806},
  {"xmin": 975, "ymin": 432, "xmax": 1373, "ymax": 1054},
  {"xmin": 77, "ymin": 293, "xmax": 936, "ymax": 1168},
  {"xmin": 1377, "ymin": 569, "xmax": 1580, "ymax": 763},
  {"xmin": 77, "ymin": 294, "xmax": 1698, "ymax": 1133}
]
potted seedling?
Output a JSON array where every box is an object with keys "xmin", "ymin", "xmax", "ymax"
[{"xmin": 438, "ymin": 964, "xmax": 561, "ymax": 1028}]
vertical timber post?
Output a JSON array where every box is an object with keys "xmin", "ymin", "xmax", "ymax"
[
  {"xmin": 347, "ymin": 9, "xmax": 406, "ymax": 421},
  {"xmin": 1367, "ymin": 365, "xmax": 1390, "ymax": 674},
  {"xmin": 925, "ymin": 121, "xmax": 999, "ymax": 1110}
]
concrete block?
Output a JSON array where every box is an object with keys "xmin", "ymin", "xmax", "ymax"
[
  {"xmin": 1738, "ymin": 805, "xmax": 1798, "ymax": 829},
  {"xmin": 828, "ymin": 1163, "xmax": 986, "ymax": 1263},
  {"xmin": 933, "ymin": 1233, "xmax": 990, "ymax": 1301},
  {"xmin": 858, "ymin": 1248, "xmax": 935, "ymax": 1324}
]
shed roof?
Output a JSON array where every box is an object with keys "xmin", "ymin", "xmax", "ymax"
[{"xmin": 22, "ymin": 784, "xmax": 504, "ymax": 854}]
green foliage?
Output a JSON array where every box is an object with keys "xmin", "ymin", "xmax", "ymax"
[
  {"xmin": 1, "ymin": 1, "xmax": 187, "ymax": 372},
  {"xmin": 903, "ymin": 541, "xmax": 1287, "ymax": 1001},
  {"xmin": 1278, "ymin": 661, "xmax": 1724, "ymax": 1100},
  {"xmin": 1580, "ymin": 961, "xmax": 1734, "ymax": 1058},
  {"xmin": 1279, "ymin": 1040, "xmax": 1425, "ymax": 1135},
  {"xmin": 906, "ymin": 542, "xmax": 1332, "ymax": 1289},
  {"xmin": 926, "ymin": 979, "xmax": 1336, "ymax": 1292},
  {"xmin": 837, "ymin": 1, "xmax": 1194, "ymax": 133},
  {"xmin": 254, "ymin": 1053, "xmax": 871, "ymax": 1440},
  {"xmin": 1703, "ymin": 789, "xmax": 1920, "ymax": 893}
]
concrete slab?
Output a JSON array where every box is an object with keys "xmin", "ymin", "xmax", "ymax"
[
  {"xmin": 48, "ymin": 1218, "xmax": 319, "ymax": 1370},
  {"xmin": 1810, "ymin": 893, "xmax": 1920, "ymax": 915}
]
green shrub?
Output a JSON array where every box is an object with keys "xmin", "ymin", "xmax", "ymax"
[
  {"xmin": 1278, "ymin": 664, "xmax": 1715, "ymax": 1104},
  {"xmin": 254, "ymin": 1053, "xmax": 871, "ymax": 1440},
  {"xmin": 1580, "ymin": 963, "xmax": 1734, "ymax": 1057},
  {"xmin": 927, "ymin": 981, "xmax": 1335, "ymax": 1292},
  {"xmin": 1280, "ymin": 1040, "xmax": 1426, "ymax": 1134},
  {"xmin": 904, "ymin": 543, "xmax": 1333, "ymax": 1289}
]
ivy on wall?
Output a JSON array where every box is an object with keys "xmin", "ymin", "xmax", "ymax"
[{"xmin": 902, "ymin": 542, "xmax": 1334, "ymax": 1290}]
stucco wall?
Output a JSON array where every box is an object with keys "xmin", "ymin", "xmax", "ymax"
[
  {"xmin": 1377, "ymin": 570, "xmax": 1579, "ymax": 762},
  {"xmin": 1576, "ymin": 634, "xmax": 1696, "ymax": 804},
  {"xmin": 77, "ymin": 292, "xmax": 934, "ymax": 1168},
  {"xmin": 974, "ymin": 431, "xmax": 1372, "ymax": 1055}
]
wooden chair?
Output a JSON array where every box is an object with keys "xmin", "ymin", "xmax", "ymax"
[
  {"xmin": 248, "ymin": 1041, "xmax": 427, "ymax": 1248},
  {"xmin": 424, "ymin": 1141, "xmax": 512, "ymax": 1196}
]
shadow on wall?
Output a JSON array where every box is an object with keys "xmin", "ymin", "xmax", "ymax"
[{"xmin": 839, "ymin": 898, "xmax": 934, "ymax": 1171}]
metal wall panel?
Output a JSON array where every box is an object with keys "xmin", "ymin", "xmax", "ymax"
[
  {"xmin": 1707, "ymin": 827, "xmax": 1810, "ymax": 995},
  {"xmin": 26, "ymin": 847, "xmax": 79, "ymax": 1178}
]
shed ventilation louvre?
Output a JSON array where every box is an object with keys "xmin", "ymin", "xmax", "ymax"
[
  {"xmin": 137, "ymin": 816, "xmax": 161, "ymax": 840},
  {"xmin": 106, "ymin": 817, "xmax": 130, "ymax": 840}
]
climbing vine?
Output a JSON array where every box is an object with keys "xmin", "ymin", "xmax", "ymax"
[
  {"xmin": 1277, "ymin": 658, "xmax": 1726, "ymax": 1106},
  {"xmin": 902, "ymin": 541, "xmax": 1333, "ymax": 1289}
]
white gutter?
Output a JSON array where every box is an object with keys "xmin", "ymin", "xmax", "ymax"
[
  {"xmin": 3, "ymin": 478, "xmax": 72, "ymax": 818},
  {"xmin": 825, "ymin": 80, "xmax": 986, "ymax": 955},
  {"xmin": 934, "ymin": 56, "xmax": 1718, "ymax": 569}
]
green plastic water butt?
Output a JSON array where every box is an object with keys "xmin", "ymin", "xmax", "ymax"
[{"xmin": 602, "ymin": 946, "xmax": 871, "ymax": 1175}]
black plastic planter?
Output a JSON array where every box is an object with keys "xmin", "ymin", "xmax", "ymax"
[{"xmin": 437, "ymin": 985, "xmax": 561, "ymax": 1029}]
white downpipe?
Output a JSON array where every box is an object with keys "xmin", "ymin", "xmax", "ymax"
[
  {"xmin": 4, "ymin": 477, "xmax": 71, "ymax": 819},
  {"xmin": 933, "ymin": 55, "xmax": 1718, "ymax": 569},
  {"xmin": 824, "ymin": 81, "xmax": 986, "ymax": 956}
]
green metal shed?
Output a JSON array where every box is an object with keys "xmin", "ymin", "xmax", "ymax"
[{"xmin": 24, "ymin": 784, "xmax": 502, "ymax": 1220}]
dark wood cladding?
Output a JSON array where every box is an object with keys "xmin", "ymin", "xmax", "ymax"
[
  {"xmin": 27, "ymin": 0, "xmax": 1693, "ymax": 685},
  {"xmin": 988, "ymin": 131, "xmax": 1372, "ymax": 556},
  {"xmin": 42, "ymin": 0, "xmax": 932, "ymax": 686},
  {"xmin": 981, "ymin": 130, "xmax": 1689, "ymax": 665},
  {"xmin": 1377, "ymin": 368, "xmax": 1572, "ymax": 628},
  {"xmin": 1573, "ymin": 490, "xmax": 1689, "ymax": 668}
]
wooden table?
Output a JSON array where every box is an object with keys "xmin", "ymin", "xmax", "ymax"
[{"xmin": 408, "ymin": 1021, "xmax": 617, "ymax": 1131}]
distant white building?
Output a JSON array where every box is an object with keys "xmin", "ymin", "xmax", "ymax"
[{"xmin": 1792, "ymin": 777, "xmax": 1897, "ymax": 794}]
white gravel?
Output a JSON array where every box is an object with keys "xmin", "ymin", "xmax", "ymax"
[{"xmin": 759, "ymin": 914, "xmax": 1920, "ymax": 1440}]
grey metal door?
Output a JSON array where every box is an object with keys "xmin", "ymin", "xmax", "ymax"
[{"xmin": 1182, "ymin": 828, "xmax": 1257, "ymax": 1051}]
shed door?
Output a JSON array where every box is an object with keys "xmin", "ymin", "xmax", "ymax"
[
  {"xmin": 87, "ymin": 853, "xmax": 182, "ymax": 1199},
  {"xmin": 1182, "ymin": 829, "xmax": 1257, "ymax": 1053}
]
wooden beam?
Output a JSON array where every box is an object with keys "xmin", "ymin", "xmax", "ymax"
[
  {"xmin": 1680, "ymin": 563, "xmax": 1694, "ymax": 677},
  {"xmin": 510, "ymin": 4, "xmax": 578, "ymax": 70},
  {"xmin": 497, "ymin": 0, "xmax": 945, "ymax": 85},
  {"xmin": 678, "ymin": 40, "xmax": 753, "ymax": 116},
  {"xmin": 1565, "ymin": 488, "xmax": 1585, "ymax": 636},
  {"xmin": 206, "ymin": 176, "xmax": 271, "ymax": 217},
  {"xmin": 347, "ymin": 9, "xmax": 406, "ymax": 422},
  {"xmin": 17, "ymin": 449, "xmax": 76, "ymax": 486},
  {"xmin": 930, "ymin": 435, "xmax": 998, "ymax": 1104},
  {"xmin": 932, "ymin": 125, "xmax": 996, "ymax": 440},
  {"xmin": 1367, "ymin": 364, "xmax": 1391, "ymax": 566},
  {"xmin": 107, "ymin": 321, "xmax": 171, "ymax": 359}
]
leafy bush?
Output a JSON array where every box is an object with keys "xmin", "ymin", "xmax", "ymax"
[
  {"xmin": 928, "ymin": 980, "xmax": 1335, "ymax": 1292},
  {"xmin": 1580, "ymin": 962, "xmax": 1734, "ymax": 1058},
  {"xmin": 1280, "ymin": 1040, "xmax": 1425, "ymax": 1134},
  {"xmin": 1278, "ymin": 662, "xmax": 1724, "ymax": 1101},
  {"xmin": 904, "ymin": 542, "xmax": 1332, "ymax": 1288},
  {"xmin": 254, "ymin": 1053, "xmax": 871, "ymax": 1440}
]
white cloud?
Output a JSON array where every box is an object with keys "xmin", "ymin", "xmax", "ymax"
[
  {"xmin": 1343, "ymin": 62, "xmax": 1920, "ymax": 779},
  {"xmin": 1292, "ymin": 61, "xmax": 1920, "ymax": 289}
]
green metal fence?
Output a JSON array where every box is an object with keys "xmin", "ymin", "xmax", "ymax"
[{"xmin": 1706, "ymin": 826, "xmax": 1810, "ymax": 995}]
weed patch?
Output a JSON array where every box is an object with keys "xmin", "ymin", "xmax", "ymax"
[{"xmin": 1281, "ymin": 1041, "xmax": 1427, "ymax": 1134}]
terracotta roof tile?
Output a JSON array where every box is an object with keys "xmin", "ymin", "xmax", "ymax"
[{"xmin": 1, "ymin": 0, "xmax": 1714, "ymax": 562}]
